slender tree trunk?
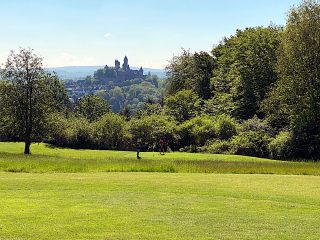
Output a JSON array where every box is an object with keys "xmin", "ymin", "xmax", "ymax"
[
  {"xmin": 24, "ymin": 74, "xmax": 32, "ymax": 155},
  {"xmin": 24, "ymin": 111, "xmax": 31, "ymax": 154}
]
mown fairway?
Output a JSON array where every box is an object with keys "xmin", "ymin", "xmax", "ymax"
[
  {"xmin": 1, "ymin": 142, "xmax": 320, "ymax": 239},
  {"xmin": 1, "ymin": 173, "xmax": 320, "ymax": 239},
  {"xmin": 0, "ymin": 142, "xmax": 320, "ymax": 175}
]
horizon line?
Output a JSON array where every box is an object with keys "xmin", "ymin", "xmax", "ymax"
[{"xmin": 45, "ymin": 65, "xmax": 166, "ymax": 70}]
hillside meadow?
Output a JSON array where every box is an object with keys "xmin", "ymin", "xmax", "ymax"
[{"xmin": 0, "ymin": 142, "xmax": 319, "ymax": 175}]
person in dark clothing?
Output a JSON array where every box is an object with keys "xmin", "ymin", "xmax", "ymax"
[
  {"xmin": 136, "ymin": 140, "xmax": 142, "ymax": 159},
  {"xmin": 159, "ymin": 138, "xmax": 166, "ymax": 155}
]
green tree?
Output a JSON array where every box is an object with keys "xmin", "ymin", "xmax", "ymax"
[
  {"xmin": 93, "ymin": 113, "xmax": 130, "ymax": 150},
  {"xmin": 192, "ymin": 51, "xmax": 215, "ymax": 99},
  {"xmin": 0, "ymin": 48, "xmax": 68, "ymax": 154},
  {"xmin": 46, "ymin": 113, "xmax": 93, "ymax": 149},
  {"xmin": 94, "ymin": 69, "xmax": 105, "ymax": 82},
  {"xmin": 177, "ymin": 114, "xmax": 238, "ymax": 150},
  {"xmin": 178, "ymin": 115, "xmax": 216, "ymax": 148},
  {"xmin": 263, "ymin": 0, "xmax": 320, "ymax": 158},
  {"xmin": 211, "ymin": 26, "xmax": 281, "ymax": 119},
  {"xmin": 136, "ymin": 102, "xmax": 164, "ymax": 118},
  {"xmin": 109, "ymin": 86, "xmax": 125, "ymax": 113},
  {"xmin": 165, "ymin": 90, "xmax": 202, "ymax": 122},
  {"xmin": 76, "ymin": 95, "xmax": 110, "ymax": 122},
  {"xmin": 166, "ymin": 49, "xmax": 193, "ymax": 95},
  {"xmin": 129, "ymin": 114, "xmax": 177, "ymax": 151},
  {"xmin": 166, "ymin": 50, "xmax": 214, "ymax": 99}
]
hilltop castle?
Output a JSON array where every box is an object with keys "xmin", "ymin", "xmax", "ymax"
[{"xmin": 113, "ymin": 56, "xmax": 145, "ymax": 82}]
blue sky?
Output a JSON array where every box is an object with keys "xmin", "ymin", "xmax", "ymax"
[{"xmin": 0, "ymin": 0, "xmax": 301, "ymax": 68}]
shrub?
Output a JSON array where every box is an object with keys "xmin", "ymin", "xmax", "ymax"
[
  {"xmin": 241, "ymin": 115, "xmax": 273, "ymax": 134},
  {"xmin": 177, "ymin": 114, "xmax": 238, "ymax": 151},
  {"xmin": 269, "ymin": 131, "xmax": 293, "ymax": 159},
  {"xmin": 178, "ymin": 115, "xmax": 216, "ymax": 148},
  {"xmin": 46, "ymin": 113, "xmax": 70, "ymax": 146},
  {"xmin": 129, "ymin": 114, "xmax": 178, "ymax": 151},
  {"xmin": 214, "ymin": 114, "xmax": 238, "ymax": 140},
  {"xmin": 230, "ymin": 131, "xmax": 271, "ymax": 157},
  {"xmin": 93, "ymin": 113, "xmax": 130, "ymax": 150},
  {"xmin": 46, "ymin": 113, "xmax": 93, "ymax": 149},
  {"xmin": 201, "ymin": 140, "xmax": 230, "ymax": 154},
  {"xmin": 179, "ymin": 145, "xmax": 200, "ymax": 153}
]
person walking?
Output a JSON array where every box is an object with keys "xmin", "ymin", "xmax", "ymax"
[
  {"xmin": 136, "ymin": 140, "xmax": 142, "ymax": 159},
  {"xmin": 159, "ymin": 138, "xmax": 166, "ymax": 155}
]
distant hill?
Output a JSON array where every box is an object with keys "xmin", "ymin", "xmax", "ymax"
[{"xmin": 47, "ymin": 66, "xmax": 166, "ymax": 80}]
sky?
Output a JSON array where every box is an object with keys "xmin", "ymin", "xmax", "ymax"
[{"xmin": 0, "ymin": 0, "xmax": 301, "ymax": 69}]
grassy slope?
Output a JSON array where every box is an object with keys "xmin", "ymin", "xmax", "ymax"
[
  {"xmin": 0, "ymin": 142, "xmax": 320, "ymax": 175},
  {"xmin": 1, "ymin": 172, "xmax": 320, "ymax": 239},
  {"xmin": 1, "ymin": 142, "xmax": 320, "ymax": 239}
]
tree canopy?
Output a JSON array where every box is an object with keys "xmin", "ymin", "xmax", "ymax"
[
  {"xmin": 0, "ymin": 48, "xmax": 68, "ymax": 154},
  {"xmin": 76, "ymin": 94, "xmax": 110, "ymax": 122},
  {"xmin": 263, "ymin": 0, "xmax": 320, "ymax": 158},
  {"xmin": 210, "ymin": 26, "xmax": 282, "ymax": 119},
  {"xmin": 165, "ymin": 50, "xmax": 214, "ymax": 99}
]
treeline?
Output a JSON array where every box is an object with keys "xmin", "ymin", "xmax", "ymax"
[
  {"xmin": 163, "ymin": 0, "xmax": 320, "ymax": 159},
  {"xmin": 0, "ymin": 0, "xmax": 319, "ymax": 159}
]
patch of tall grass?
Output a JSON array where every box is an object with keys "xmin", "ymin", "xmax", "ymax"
[{"xmin": 0, "ymin": 142, "xmax": 319, "ymax": 175}]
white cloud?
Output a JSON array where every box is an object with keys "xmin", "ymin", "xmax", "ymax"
[{"xmin": 104, "ymin": 33, "xmax": 112, "ymax": 38}]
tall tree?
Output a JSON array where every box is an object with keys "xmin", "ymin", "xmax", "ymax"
[
  {"xmin": 76, "ymin": 94, "xmax": 110, "ymax": 122},
  {"xmin": 0, "ymin": 48, "xmax": 68, "ymax": 154},
  {"xmin": 165, "ymin": 49, "xmax": 214, "ymax": 99},
  {"xmin": 211, "ymin": 26, "xmax": 281, "ymax": 119},
  {"xmin": 166, "ymin": 49, "xmax": 193, "ymax": 96},
  {"xmin": 192, "ymin": 52, "xmax": 215, "ymax": 99},
  {"xmin": 263, "ymin": 0, "xmax": 320, "ymax": 158}
]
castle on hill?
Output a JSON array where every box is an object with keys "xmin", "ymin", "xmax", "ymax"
[{"xmin": 113, "ymin": 56, "xmax": 145, "ymax": 82}]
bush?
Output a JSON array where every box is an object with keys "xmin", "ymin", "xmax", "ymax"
[
  {"xmin": 129, "ymin": 114, "xmax": 178, "ymax": 151},
  {"xmin": 241, "ymin": 115, "xmax": 273, "ymax": 134},
  {"xmin": 178, "ymin": 115, "xmax": 216, "ymax": 148},
  {"xmin": 214, "ymin": 114, "xmax": 238, "ymax": 140},
  {"xmin": 46, "ymin": 113, "xmax": 93, "ymax": 149},
  {"xmin": 230, "ymin": 131, "xmax": 271, "ymax": 157},
  {"xmin": 179, "ymin": 145, "xmax": 200, "ymax": 153},
  {"xmin": 269, "ymin": 131, "xmax": 293, "ymax": 159},
  {"xmin": 93, "ymin": 113, "xmax": 130, "ymax": 150},
  {"xmin": 177, "ymin": 114, "xmax": 238, "ymax": 151},
  {"xmin": 201, "ymin": 140, "xmax": 230, "ymax": 154}
]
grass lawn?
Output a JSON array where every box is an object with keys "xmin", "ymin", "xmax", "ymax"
[
  {"xmin": 0, "ymin": 142, "xmax": 320, "ymax": 175},
  {"xmin": 1, "ymin": 172, "xmax": 320, "ymax": 239},
  {"xmin": 1, "ymin": 142, "xmax": 320, "ymax": 239}
]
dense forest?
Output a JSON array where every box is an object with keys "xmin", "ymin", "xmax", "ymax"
[{"xmin": 0, "ymin": 0, "xmax": 319, "ymax": 159}]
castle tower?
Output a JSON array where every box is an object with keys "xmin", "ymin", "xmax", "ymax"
[
  {"xmin": 139, "ymin": 67, "xmax": 143, "ymax": 76},
  {"xmin": 115, "ymin": 60, "xmax": 120, "ymax": 70},
  {"xmin": 122, "ymin": 56, "xmax": 129, "ymax": 71}
]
